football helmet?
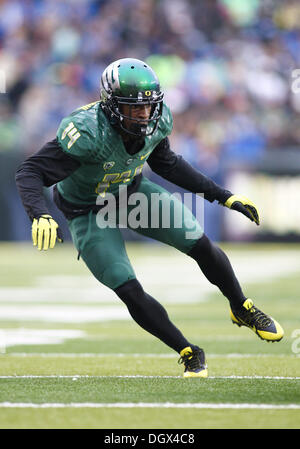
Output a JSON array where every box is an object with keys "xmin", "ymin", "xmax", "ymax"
[{"xmin": 100, "ymin": 58, "xmax": 164, "ymax": 137}]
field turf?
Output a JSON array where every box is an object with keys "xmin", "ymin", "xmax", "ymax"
[{"xmin": 0, "ymin": 242, "xmax": 299, "ymax": 429}]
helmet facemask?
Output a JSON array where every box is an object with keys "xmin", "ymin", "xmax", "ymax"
[{"xmin": 112, "ymin": 94, "xmax": 164, "ymax": 137}]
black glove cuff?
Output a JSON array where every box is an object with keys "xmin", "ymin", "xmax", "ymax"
[{"xmin": 217, "ymin": 189, "xmax": 233, "ymax": 205}]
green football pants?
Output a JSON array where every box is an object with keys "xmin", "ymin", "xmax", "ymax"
[{"xmin": 68, "ymin": 177, "xmax": 204, "ymax": 289}]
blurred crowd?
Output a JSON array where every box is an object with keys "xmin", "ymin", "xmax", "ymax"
[
  {"xmin": 1, "ymin": 0, "xmax": 300, "ymax": 241},
  {"xmin": 1, "ymin": 0, "xmax": 300, "ymax": 169}
]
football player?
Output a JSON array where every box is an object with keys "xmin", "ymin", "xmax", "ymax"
[{"xmin": 16, "ymin": 58, "xmax": 284, "ymax": 377}]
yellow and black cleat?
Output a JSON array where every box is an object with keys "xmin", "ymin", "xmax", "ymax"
[
  {"xmin": 178, "ymin": 346, "xmax": 208, "ymax": 378},
  {"xmin": 230, "ymin": 299, "xmax": 284, "ymax": 342}
]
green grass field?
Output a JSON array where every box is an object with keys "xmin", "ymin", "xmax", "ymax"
[{"xmin": 0, "ymin": 242, "xmax": 299, "ymax": 429}]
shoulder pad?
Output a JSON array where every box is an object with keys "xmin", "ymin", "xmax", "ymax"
[
  {"xmin": 56, "ymin": 103, "xmax": 101, "ymax": 161},
  {"xmin": 158, "ymin": 103, "xmax": 173, "ymax": 137}
]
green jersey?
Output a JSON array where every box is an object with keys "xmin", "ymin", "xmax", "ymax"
[{"xmin": 56, "ymin": 101, "xmax": 173, "ymax": 205}]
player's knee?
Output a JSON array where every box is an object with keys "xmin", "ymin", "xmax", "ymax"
[
  {"xmin": 114, "ymin": 278, "xmax": 145, "ymax": 305},
  {"xmin": 102, "ymin": 263, "xmax": 136, "ymax": 290},
  {"xmin": 188, "ymin": 233, "xmax": 214, "ymax": 260}
]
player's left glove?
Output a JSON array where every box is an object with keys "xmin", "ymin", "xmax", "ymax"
[
  {"xmin": 32, "ymin": 214, "xmax": 63, "ymax": 250},
  {"xmin": 223, "ymin": 195, "xmax": 260, "ymax": 225}
]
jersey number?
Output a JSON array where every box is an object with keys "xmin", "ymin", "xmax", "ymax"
[{"xmin": 61, "ymin": 122, "xmax": 81, "ymax": 149}]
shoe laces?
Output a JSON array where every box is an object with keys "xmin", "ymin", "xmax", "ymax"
[
  {"xmin": 240, "ymin": 304, "xmax": 272, "ymax": 328},
  {"xmin": 178, "ymin": 347, "xmax": 203, "ymax": 370}
]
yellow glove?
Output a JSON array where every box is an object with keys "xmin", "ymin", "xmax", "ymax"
[
  {"xmin": 224, "ymin": 195, "xmax": 260, "ymax": 226},
  {"xmin": 32, "ymin": 214, "xmax": 63, "ymax": 250}
]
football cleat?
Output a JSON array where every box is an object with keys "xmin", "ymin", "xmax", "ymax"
[
  {"xmin": 178, "ymin": 346, "xmax": 208, "ymax": 378},
  {"xmin": 230, "ymin": 299, "xmax": 284, "ymax": 342}
]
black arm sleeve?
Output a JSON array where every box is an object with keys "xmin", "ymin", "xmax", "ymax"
[
  {"xmin": 15, "ymin": 138, "xmax": 81, "ymax": 220},
  {"xmin": 147, "ymin": 137, "xmax": 232, "ymax": 203}
]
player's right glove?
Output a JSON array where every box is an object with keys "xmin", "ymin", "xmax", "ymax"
[{"xmin": 32, "ymin": 214, "xmax": 63, "ymax": 251}]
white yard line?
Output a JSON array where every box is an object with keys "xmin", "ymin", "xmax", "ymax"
[
  {"xmin": 3, "ymin": 352, "xmax": 299, "ymax": 358},
  {"xmin": 0, "ymin": 375, "xmax": 299, "ymax": 380},
  {"xmin": 0, "ymin": 305, "xmax": 130, "ymax": 323},
  {"xmin": 0, "ymin": 402, "xmax": 299, "ymax": 410}
]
